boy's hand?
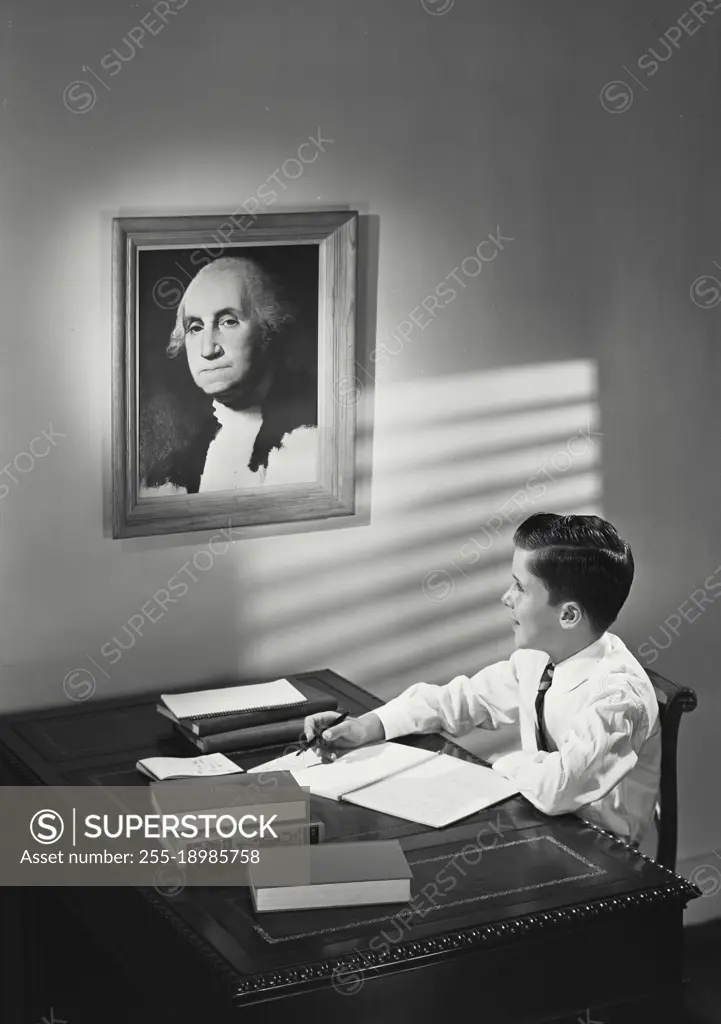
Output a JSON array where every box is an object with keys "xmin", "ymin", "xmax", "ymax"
[{"xmin": 303, "ymin": 711, "xmax": 385, "ymax": 756}]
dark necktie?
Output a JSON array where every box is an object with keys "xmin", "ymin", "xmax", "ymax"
[{"xmin": 535, "ymin": 660, "xmax": 555, "ymax": 752}]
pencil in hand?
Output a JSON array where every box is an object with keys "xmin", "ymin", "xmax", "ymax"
[{"xmin": 296, "ymin": 710, "xmax": 350, "ymax": 759}]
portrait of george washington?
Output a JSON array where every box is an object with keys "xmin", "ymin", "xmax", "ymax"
[{"xmin": 137, "ymin": 246, "xmax": 319, "ymax": 496}]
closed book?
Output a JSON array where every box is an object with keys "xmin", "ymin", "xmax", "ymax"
[
  {"xmin": 150, "ymin": 771, "xmax": 307, "ymax": 823},
  {"xmin": 178, "ymin": 682, "xmax": 337, "ymax": 736},
  {"xmin": 175, "ymin": 717, "xmax": 307, "ymax": 753},
  {"xmin": 168, "ymin": 820, "xmax": 325, "ymax": 858},
  {"xmin": 151, "ymin": 773, "xmax": 312, "ymax": 859},
  {"xmin": 250, "ymin": 840, "xmax": 412, "ymax": 912}
]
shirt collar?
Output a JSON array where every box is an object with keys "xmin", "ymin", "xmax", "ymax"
[
  {"xmin": 211, "ymin": 400, "xmax": 262, "ymax": 431},
  {"xmin": 548, "ymin": 633, "xmax": 613, "ymax": 693}
]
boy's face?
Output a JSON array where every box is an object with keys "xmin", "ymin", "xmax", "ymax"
[{"xmin": 502, "ymin": 548, "xmax": 562, "ymax": 652}]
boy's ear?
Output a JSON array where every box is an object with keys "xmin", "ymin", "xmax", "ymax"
[{"xmin": 559, "ymin": 602, "xmax": 583, "ymax": 628}]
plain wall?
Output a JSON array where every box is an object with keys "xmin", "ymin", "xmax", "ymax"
[{"xmin": 1, "ymin": 0, "xmax": 720, "ymax": 920}]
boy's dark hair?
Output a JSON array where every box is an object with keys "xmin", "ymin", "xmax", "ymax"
[{"xmin": 512, "ymin": 513, "xmax": 634, "ymax": 633}]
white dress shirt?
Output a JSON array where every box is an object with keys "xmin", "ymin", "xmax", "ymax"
[
  {"xmin": 373, "ymin": 633, "xmax": 661, "ymax": 844},
  {"xmin": 199, "ymin": 401, "xmax": 318, "ymax": 491}
]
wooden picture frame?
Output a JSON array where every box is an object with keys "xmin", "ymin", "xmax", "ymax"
[{"xmin": 111, "ymin": 210, "xmax": 358, "ymax": 539}]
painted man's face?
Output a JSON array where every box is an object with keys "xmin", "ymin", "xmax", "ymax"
[{"xmin": 182, "ymin": 269, "xmax": 258, "ymax": 396}]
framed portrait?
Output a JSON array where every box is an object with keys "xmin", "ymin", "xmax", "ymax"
[{"xmin": 112, "ymin": 210, "xmax": 358, "ymax": 538}]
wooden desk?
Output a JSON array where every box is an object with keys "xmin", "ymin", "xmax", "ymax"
[{"xmin": 0, "ymin": 669, "xmax": 700, "ymax": 1024}]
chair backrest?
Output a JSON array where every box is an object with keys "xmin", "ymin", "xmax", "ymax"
[{"xmin": 645, "ymin": 668, "xmax": 697, "ymax": 871}]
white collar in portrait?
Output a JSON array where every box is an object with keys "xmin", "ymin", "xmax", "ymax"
[{"xmin": 199, "ymin": 400, "xmax": 318, "ymax": 491}]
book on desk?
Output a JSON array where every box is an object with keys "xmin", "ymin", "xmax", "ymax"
[
  {"xmin": 149, "ymin": 771, "xmax": 325, "ymax": 855},
  {"xmin": 156, "ymin": 676, "xmax": 338, "ymax": 752},
  {"xmin": 249, "ymin": 840, "xmax": 412, "ymax": 912}
]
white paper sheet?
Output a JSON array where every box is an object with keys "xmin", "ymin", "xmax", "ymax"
[
  {"xmin": 255, "ymin": 742, "xmax": 439, "ymax": 801},
  {"xmin": 136, "ymin": 753, "xmax": 245, "ymax": 781},
  {"xmin": 342, "ymin": 754, "xmax": 519, "ymax": 827}
]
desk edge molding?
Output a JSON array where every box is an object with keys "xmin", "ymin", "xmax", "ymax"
[{"xmin": 228, "ymin": 878, "xmax": 699, "ymax": 1002}]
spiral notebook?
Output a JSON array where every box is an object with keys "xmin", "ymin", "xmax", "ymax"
[{"xmin": 158, "ymin": 678, "xmax": 307, "ymax": 723}]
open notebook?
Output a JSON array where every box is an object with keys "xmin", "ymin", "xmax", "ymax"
[{"xmin": 249, "ymin": 742, "xmax": 519, "ymax": 828}]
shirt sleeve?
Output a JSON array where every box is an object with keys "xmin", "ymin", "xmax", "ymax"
[
  {"xmin": 491, "ymin": 674, "xmax": 649, "ymax": 816},
  {"xmin": 372, "ymin": 658, "xmax": 521, "ymax": 741}
]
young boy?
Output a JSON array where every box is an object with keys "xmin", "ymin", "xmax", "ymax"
[{"xmin": 304, "ymin": 513, "xmax": 661, "ymax": 845}]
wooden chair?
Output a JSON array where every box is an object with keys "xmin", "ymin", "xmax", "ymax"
[{"xmin": 646, "ymin": 668, "xmax": 698, "ymax": 872}]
